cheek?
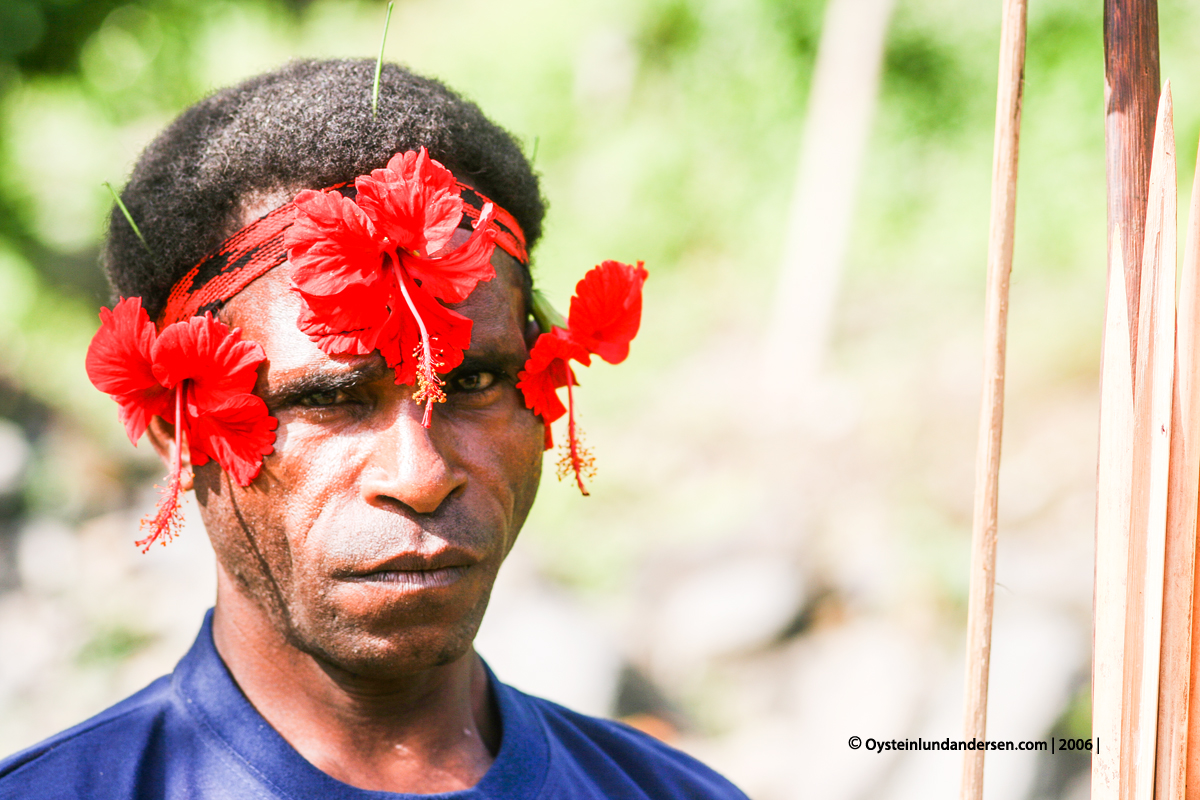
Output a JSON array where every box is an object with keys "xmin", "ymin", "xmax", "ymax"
[
  {"xmin": 264, "ymin": 426, "xmax": 356, "ymax": 523},
  {"xmin": 193, "ymin": 463, "xmax": 298, "ymax": 613},
  {"xmin": 195, "ymin": 419, "xmax": 358, "ymax": 564},
  {"xmin": 249, "ymin": 422, "xmax": 373, "ymax": 577},
  {"xmin": 472, "ymin": 401, "xmax": 544, "ymax": 540}
]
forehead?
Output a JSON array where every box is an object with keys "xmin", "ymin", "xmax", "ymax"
[{"xmin": 219, "ymin": 248, "xmax": 529, "ymax": 379}]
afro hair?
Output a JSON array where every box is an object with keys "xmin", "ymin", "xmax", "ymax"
[{"xmin": 104, "ymin": 59, "xmax": 545, "ymax": 320}]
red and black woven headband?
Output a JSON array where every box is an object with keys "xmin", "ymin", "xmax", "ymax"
[{"xmin": 158, "ymin": 180, "xmax": 528, "ymax": 327}]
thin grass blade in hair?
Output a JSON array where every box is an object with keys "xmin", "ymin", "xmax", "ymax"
[
  {"xmin": 104, "ymin": 182, "xmax": 151, "ymax": 254},
  {"xmin": 372, "ymin": 1, "xmax": 395, "ymax": 118}
]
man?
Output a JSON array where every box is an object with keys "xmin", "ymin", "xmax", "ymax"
[{"xmin": 0, "ymin": 60, "xmax": 748, "ymax": 799}]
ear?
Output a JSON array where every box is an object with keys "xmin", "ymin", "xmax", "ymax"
[{"xmin": 145, "ymin": 416, "xmax": 195, "ymax": 493}]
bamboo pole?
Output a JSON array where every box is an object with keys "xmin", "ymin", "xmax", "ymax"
[
  {"xmin": 1094, "ymin": 228, "xmax": 1135, "ymax": 800},
  {"xmin": 959, "ymin": 0, "xmax": 1026, "ymax": 797},
  {"xmin": 1123, "ymin": 84, "xmax": 1175, "ymax": 800},
  {"xmin": 1104, "ymin": 0, "xmax": 1161, "ymax": 351},
  {"xmin": 1160, "ymin": 128, "xmax": 1200, "ymax": 800}
]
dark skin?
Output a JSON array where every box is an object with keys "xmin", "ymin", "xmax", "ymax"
[{"xmin": 147, "ymin": 232, "xmax": 545, "ymax": 793}]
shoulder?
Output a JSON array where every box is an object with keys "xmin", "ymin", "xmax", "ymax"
[
  {"xmin": 506, "ymin": 687, "xmax": 749, "ymax": 800},
  {"xmin": 0, "ymin": 676, "xmax": 178, "ymax": 800}
]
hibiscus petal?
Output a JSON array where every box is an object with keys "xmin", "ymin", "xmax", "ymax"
[
  {"xmin": 516, "ymin": 328, "xmax": 589, "ymax": 424},
  {"xmin": 381, "ymin": 268, "xmax": 476, "ymax": 388},
  {"xmin": 151, "ymin": 314, "xmax": 267, "ymax": 409},
  {"xmin": 188, "ymin": 394, "xmax": 278, "ymax": 486},
  {"xmin": 84, "ymin": 297, "xmax": 170, "ymax": 444},
  {"xmin": 295, "ymin": 279, "xmax": 393, "ymax": 356},
  {"xmin": 356, "ymin": 148, "xmax": 463, "ymax": 257},
  {"xmin": 568, "ymin": 260, "xmax": 648, "ymax": 365},
  {"xmin": 402, "ymin": 202, "xmax": 497, "ymax": 304},
  {"xmin": 286, "ymin": 189, "xmax": 384, "ymax": 296},
  {"xmin": 525, "ymin": 327, "xmax": 592, "ymax": 371},
  {"xmin": 516, "ymin": 358, "xmax": 569, "ymax": 423}
]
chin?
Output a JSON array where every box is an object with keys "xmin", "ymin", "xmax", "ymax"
[{"xmin": 287, "ymin": 583, "xmax": 494, "ymax": 678}]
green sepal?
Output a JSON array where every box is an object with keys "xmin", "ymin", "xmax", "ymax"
[{"xmin": 531, "ymin": 287, "xmax": 567, "ymax": 333}]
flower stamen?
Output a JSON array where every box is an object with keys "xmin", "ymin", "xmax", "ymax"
[
  {"xmin": 136, "ymin": 383, "xmax": 187, "ymax": 552},
  {"xmin": 556, "ymin": 373, "xmax": 595, "ymax": 495},
  {"xmin": 394, "ymin": 258, "xmax": 445, "ymax": 427}
]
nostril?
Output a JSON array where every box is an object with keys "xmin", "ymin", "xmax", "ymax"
[{"xmin": 360, "ymin": 411, "xmax": 465, "ymax": 514}]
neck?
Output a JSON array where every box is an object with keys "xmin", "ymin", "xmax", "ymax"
[{"xmin": 210, "ymin": 567, "xmax": 500, "ymax": 793}]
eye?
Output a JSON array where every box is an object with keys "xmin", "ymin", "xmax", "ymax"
[
  {"xmin": 453, "ymin": 371, "xmax": 497, "ymax": 393},
  {"xmin": 298, "ymin": 388, "xmax": 352, "ymax": 407}
]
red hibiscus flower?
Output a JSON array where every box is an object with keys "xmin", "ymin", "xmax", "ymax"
[
  {"xmin": 517, "ymin": 260, "xmax": 648, "ymax": 495},
  {"xmin": 85, "ymin": 297, "xmax": 276, "ymax": 550},
  {"xmin": 286, "ymin": 147, "xmax": 497, "ymax": 426},
  {"xmin": 567, "ymin": 261, "xmax": 647, "ymax": 364}
]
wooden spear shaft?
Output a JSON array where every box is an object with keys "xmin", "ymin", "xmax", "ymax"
[{"xmin": 959, "ymin": 0, "xmax": 1026, "ymax": 798}]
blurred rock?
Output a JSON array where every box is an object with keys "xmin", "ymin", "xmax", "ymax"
[
  {"xmin": 980, "ymin": 601, "xmax": 1085, "ymax": 800},
  {"xmin": 647, "ymin": 552, "xmax": 807, "ymax": 682},
  {"xmin": 16, "ymin": 517, "xmax": 79, "ymax": 595},
  {"xmin": 694, "ymin": 618, "xmax": 931, "ymax": 800},
  {"xmin": 0, "ymin": 418, "xmax": 29, "ymax": 495},
  {"xmin": 0, "ymin": 417, "xmax": 30, "ymax": 592},
  {"xmin": 476, "ymin": 551, "xmax": 623, "ymax": 718}
]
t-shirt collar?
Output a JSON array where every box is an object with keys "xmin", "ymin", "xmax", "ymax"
[{"xmin": 171, "ymin": 609, "xmax": 550, "ymax": 799}]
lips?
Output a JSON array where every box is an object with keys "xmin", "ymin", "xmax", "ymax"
[
  {"xmin": 334, "ymin": 546, "xmax": 479, "ymax": 589},
  {"xmin": 348, "ymin": 565, "xmax": 470, "ymax": 590}
]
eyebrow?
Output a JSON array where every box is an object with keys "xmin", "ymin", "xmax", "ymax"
[{"xmin": 261, "ymin": 359, "xmax": 389, "ymax": 409}]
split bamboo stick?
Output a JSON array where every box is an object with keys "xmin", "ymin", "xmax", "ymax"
[
  {"xmin": 1104, "ymin": 0, "xmax": 1161, "ymax": 348},
  {"xmin": 1177, "ymin": 134, "xmax": 1200, "ymax": 800},
  {"xmin": 1093, "ymin": 228, "xmax": 1135, "ymax": 800},
  {"xmin": 959, "ymin": 0, "xmax": 1026, "ymax": 798},
  {"xmin": 1123, "ymin": 83, "xmax": 1175, "ymax": 800},
  {"xmin": 1158, "ymin": 129, "xmax": 1200, "ymax": 800}
]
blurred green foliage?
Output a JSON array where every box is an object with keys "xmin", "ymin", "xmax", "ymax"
[{"xmin": 75, "ymin": 622, "xmax": 153, "ymax": 666}]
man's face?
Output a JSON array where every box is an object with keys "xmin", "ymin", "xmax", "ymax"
[{"xmin": 192, "ymin": 246, "xmax": 544, "ymax": 679}]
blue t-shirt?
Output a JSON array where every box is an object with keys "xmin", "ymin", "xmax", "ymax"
[{"xmin": 0, "ymin": 611, "xmax": 747, "ymax": 799}]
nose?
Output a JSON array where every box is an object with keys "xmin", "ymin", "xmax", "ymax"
[{"xmin": 360, "ymin": 400, "xmax": 465, "ymax": 514}]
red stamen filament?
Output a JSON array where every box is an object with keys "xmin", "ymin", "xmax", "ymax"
[
  {"xmin": 136, "ymin": 383, "xmax": 186, "ymax": 552},
  {"xmin": 394, "ymin": 256, "xmax": 445, "ymax": 427},
  {"xmin": 556, "ymin": 374, "xmax": 595, "ymax": 496}
]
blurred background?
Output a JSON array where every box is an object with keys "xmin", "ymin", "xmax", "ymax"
[{"xmin": 3, "ymin": 0, "xmax": 1200, "ymax": 797}]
